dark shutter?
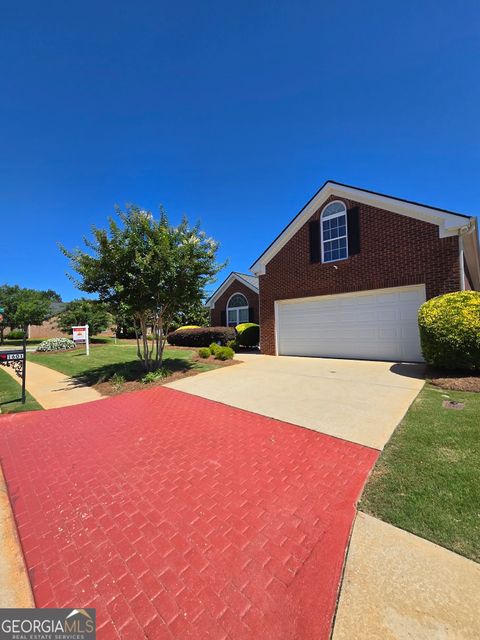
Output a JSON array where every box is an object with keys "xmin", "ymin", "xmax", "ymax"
[
  {"xmin": 220, "ymin": 310, "xmax": 226, "ymax": 326},
  {"xmin": 347, "ymin": 207, "xmax": 361, "ymax": 256},
  {"xmin": 309, "ymin": 220, "xmax": 321, "ymax": 263},
  {"xmin": 248, "ymin": 307, "xmax": 255, "ymax": 322}
]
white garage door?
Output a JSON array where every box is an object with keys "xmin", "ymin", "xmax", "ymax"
[{"xmin": 276, "ymin": 285, "xmax": 425, "ymax": 362}]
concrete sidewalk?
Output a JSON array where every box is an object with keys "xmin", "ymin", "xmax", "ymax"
[
  {"xmin": 333, "ymin": 512, "xmax": 480, "ymax": 639},
  {"xmin": 2, "ymin": 360, "xmax": 103, "ymax": 409},
  {"xmin": 0, "ymin": 467, "xmax": 34, "ymax": 607}
]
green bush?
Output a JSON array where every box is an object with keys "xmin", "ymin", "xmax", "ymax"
[
  {"xmin": 418, "ymin": 291, "xmax": 480, "ymax": 370},
  {"xmin": 110, "ymin": 372, "xmax": 126, "ymax": 388},
  {"xmin": 226, "ymin": 339, "xmax": 238, "ymax": 352},
  {"xmin": 215, "ymin": 346, "xmax": 235, "ymax": 361},
  {"xmin": 235, "ymin": 322, "xmax": 256, "ymax": 335},
  {"xmin": 236, "ymin": 323, "xmax": 259, "ymax": 347},
  {"xmin": 167, "ymin": 326, "xmax": 235, "ymax": 347},
  {"xmin": 6, "ymin": 330, "xmax": 25, "ymax": 340},
  {"xmin": 209, "ymin": 342, "xmax": 221, "ymax": 355},
  {"xmin": 36, "ymin": 338, "xmax": 76, "ymax": 352},
  {"xmin": 198, "ymin": 347, "xmax": 211, "ymax": 358},
  {"xmin": 141, "ymin": 367, "xmax": 170, "ymax": 383},
  {"xmin": 177, "ymin": 325, "xmax": 201, "ymax": 331}
]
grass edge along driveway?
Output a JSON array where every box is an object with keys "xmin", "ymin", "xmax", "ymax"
[
  {"xmin": 0, "ymin": 367, "xmax": 42, "ymax": 414},
  {"xmin": 27, "ymin": 344, "xmax": 218, "ymax": 390},
  {"xmin": 361, "ymin": 384, "xmax": 479, "ymax": 563}
]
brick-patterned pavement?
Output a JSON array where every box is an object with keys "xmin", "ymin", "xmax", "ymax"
[{"xmin": 0, "ymin": 387, "xmax": 377, "ymax": 639}]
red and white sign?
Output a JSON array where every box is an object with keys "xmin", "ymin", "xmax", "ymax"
[
  {"xmin": 72, "ymin": 326, "xmax": 87, "ymax": 342},
  {"xmin": 72, "ymin": 324, "xmax": 90, "ymax": 356}
]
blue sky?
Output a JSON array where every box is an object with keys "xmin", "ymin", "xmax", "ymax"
[{"xmin": 1, "ymin": 1, "xmax": 479, "ymax": 300}]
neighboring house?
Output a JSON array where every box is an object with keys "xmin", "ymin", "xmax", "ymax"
[
  {"xmin": 27, "ymin": 302, "xmax": 114, "ymax": 339},
  {"xmin": 207, "ymin": 272, "xmax": 259, "ymax": 327},
  {"xmin": 250, "ymin": 181, "xmax": 480, "ymax": 361}
]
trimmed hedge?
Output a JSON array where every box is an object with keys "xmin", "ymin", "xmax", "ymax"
[
  {"xmin": 236, "ymin": 323, "xmax": 259, "ymax": 347},
  {"xmin": 167, "ymin": 326, "xmax": 235, "ymax": 347},
  {"xmin": 418, "ymin": 291, "xmax": 480, "ymax": 370},
  {"xmin": 176, "ymin": 325, "xmax": 201, "ymax": 331},
  {"xmin": 236, "ymin": 322, "xmax": 257, "ymax": 335}
]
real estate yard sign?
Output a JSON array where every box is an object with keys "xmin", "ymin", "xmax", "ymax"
[{"xmin": 72, "ymin": 324, "xmax": 90, "ymax": 356}]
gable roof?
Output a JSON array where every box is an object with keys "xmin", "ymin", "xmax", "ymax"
[
  {"xmin": 206, "ymin": 272, "xmax": 259, "ymax": 308},
  {"xmin": 250, "ymin": 180, "xmax": 475, "ymax": 275}
]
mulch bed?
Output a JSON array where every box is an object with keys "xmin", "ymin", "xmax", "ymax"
[
  {"xmin": 427, "ymin": 366, "xmax": 480, "ymax": 393},
  {"xmin": 94, "ymin": 355, "xmax": 238, "ymax": 396}
]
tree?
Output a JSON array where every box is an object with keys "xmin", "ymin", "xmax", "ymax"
[
  {"xmin": 61, "ymin": 205, "xmax": 223, "ymax": 370},
  {"xmin": 169, "ymin": 299, "xmax": 210, "ymax": 331},
  {"xmin": 0, "ymin": 284, "xmax": 20, "ymax": 344},
  {"xmin": 0, "ymin": 285, "xmax": 60, "ymax": 343},
  {"xmin": 12, "ymin": 289, "xmax": 53, "ymax": 330},
  {"xmin": 58, "ymin": 299, "xmax": 113, "ymax": 336}
]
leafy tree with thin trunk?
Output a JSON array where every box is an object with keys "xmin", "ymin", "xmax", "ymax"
[
  {"xmin": 13, "ymin": 289, "xmax": 55, "ymax": 330},
  {"xmin": 60, "ymin": 205, "xmax": 223, "ymax": 370},
  {"xmin": 0, "ymin": 285, "xmax": 60, "ymax": 342},
  {"xmin": 58, "ymin": 299, "xmax": 113, "ymax": 336}
]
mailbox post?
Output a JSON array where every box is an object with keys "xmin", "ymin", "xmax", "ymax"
[
  {"xmin": 21, "ymin": 329, "xmax": 26, "ymax": 403},
  {"xmin": 0, "ymin": 349, "xmax": 26, "ymax": 404}
]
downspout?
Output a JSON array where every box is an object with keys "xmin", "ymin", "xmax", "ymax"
[
  {"xmin": 458, "ymin": 219, "xmax": 476, "ymax": 291},
  {"xmin": 459, "ymin": 232, "xmax": 465, "ymax": 291}
]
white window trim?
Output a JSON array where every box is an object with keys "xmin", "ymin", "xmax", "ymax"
[
  {"xmin": 226, "ymin": 293, "xmax": 249, "ymax": 327},
  {"xmin": 321, "ymin": 200, "xmax": 349, "ymax": 264}
]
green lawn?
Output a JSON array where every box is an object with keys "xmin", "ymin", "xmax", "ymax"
[
  {"xmin": 0, "ymin": 367, "xmax": 43, "ymax": 414},
  {"xmin": 27, "ymin": 344, "xmax": 210, "ymax": 385},
  {"xmin": 361, "ymin": 385, "xmax": 480, "ymax": 562}
]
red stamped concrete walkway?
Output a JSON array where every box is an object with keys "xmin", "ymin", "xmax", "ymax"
[{"xmin": 0, "ymin": 388, "xmax": 377, "ymax": 639}]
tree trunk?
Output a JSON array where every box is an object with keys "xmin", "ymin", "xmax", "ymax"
[{"xmin": 133, "ymin": 317, "xmax": 142, "ymax": 361}]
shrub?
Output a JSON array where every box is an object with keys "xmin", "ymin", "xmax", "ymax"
[
  {"xmin": 418, "ymin": 291, "xmax": 480, "ymax": 370},
  {"xmin": 6, "ymin": 330, "xmax": 25, "ymax": 340},
  {"xmin": 215, "ymin": 346, "xmax": 235, "ymax": 361},
  {"xmin": 209, "ymin": 342, "xmax": 221, "ymax": 355},
  {"xmin": 141, "ymin": 367, "xmax": 170, "ymax": 383},
  {"xmin": 167, "ymin": 326, "xmax": 235, "ymax": 347},
  {"xmin": 198, "ymin": 347, "xmax": 211, "ymax": 358},
  {"xmin": 177, "ymin": 325, "xmax": 201, "ymax": 331},
  {"xmin": 226, "ymin": 339, "xmax": 238, "ymax": 352},
  {"xmin": 236, "ymin": 323, "xmax": 259, "ymax": 347},
  {"xmin": 36, "ymin": 338, "xmax": 76, "ymax": 352},
  {"xmin": 235, "ymin": 322, "xmax": 256, "ymax": 335},
  {"xmin": 110, "ymin": 372, "xmax": 126, "ymax": 389}
]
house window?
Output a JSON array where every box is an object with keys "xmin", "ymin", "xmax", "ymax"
[
  {"xmin": 227, "ymin": 293, "xmax": 249, "ymax": 327},
  {"xmin": 321, "ymin": 201, "xmax": 348, "ymax": 263}
]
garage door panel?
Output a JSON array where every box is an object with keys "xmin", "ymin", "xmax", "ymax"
[{"xmin": 276, "ymin": 285, "xmax": 425, "ymax": 362}]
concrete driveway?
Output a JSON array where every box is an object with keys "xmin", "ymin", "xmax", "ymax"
[{"xmin": 166, "ymin": 354, "xmax": 425, "ymax": 449}]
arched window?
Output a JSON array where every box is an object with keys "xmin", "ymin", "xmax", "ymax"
[
  {"xmin": 227, "ymin": 293, "xmax": 249, "ymax": 327},
  {"xmin": 321, "ymin": 201, "xmax": 348, "ymax": 263}
]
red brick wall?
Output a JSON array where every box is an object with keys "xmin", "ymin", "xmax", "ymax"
[
  {"xmin": 28, "ymin": 317, "xmax": 114, "ymax": 339},
  {"xmin": 210, "ymin": 280, "xmax": 259, "ymax": 326},
  {"xmin": 259, "ymin": 196, "xmax": 460, "ymax": 355}
]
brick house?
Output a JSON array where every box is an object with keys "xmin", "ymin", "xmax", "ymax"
[
  {"xmin": 207, "ymin": 272, "xmax": 259, "ymax": 327},
  {"xmin": 250, "ymin": 181, "xmax": 480, "ymax": 361}
]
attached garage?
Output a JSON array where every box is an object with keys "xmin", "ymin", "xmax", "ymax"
[{"xmin": 275, "ymin": 285, "xmax": 426, "ymax": 362}]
